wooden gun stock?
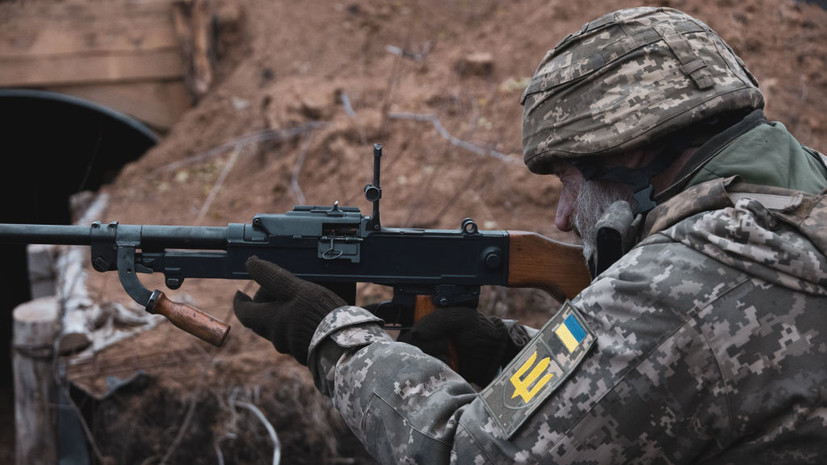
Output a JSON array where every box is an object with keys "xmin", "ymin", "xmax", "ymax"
[{"xmin": 506, "ymin": 231, "xmax": 591, "ymax": 302}]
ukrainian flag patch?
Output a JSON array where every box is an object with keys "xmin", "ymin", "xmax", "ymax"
[
  {"xmin": 480, "ymin": 301, "xmax": 595, "ymax": 438},
  {"xmin": 555, "ymin": 314, "xmax": 587, "ymax": 353}
]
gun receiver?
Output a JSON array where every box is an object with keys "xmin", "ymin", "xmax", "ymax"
[{"xmin": 0, "ymin": 144, "xmax": 591, "ymax": 346}]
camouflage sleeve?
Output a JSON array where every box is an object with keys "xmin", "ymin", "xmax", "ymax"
[
  {"xmin": 307, "ymin": 306, "xmax": 483, "ymax": 463},
  {"xmin": 307, "ymin": 305, "xmax": 389, "ymax": 398},
  {"xmin": 308, "ymin": 300, "xmax": 708, "ymax": 465},
  {"xmin": 305, "ymin": 281, "xmax": 735, "ymax": 465},
  {"xmin": 306, "ymin": 276, "xmax": 732, "ymax": 465}
]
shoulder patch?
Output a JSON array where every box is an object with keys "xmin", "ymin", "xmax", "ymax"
[{"xmin": 480, "ymin": 301, "xmax": 596, "ymax": 438}]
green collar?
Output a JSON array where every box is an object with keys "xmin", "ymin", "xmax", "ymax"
[{"xmin": 657, "ymin": 110, "xmax": 827, "ymax": 201}]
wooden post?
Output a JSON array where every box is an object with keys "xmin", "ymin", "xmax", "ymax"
[
  {"xmin": 13, "ymin": 296, "xmax": 59, "ymax": 465},
  {"xmin": 57, "ymin": 192, "xmax": 110, "ymax": 355}
]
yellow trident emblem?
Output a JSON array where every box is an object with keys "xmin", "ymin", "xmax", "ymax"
[{"xmin": 510, "ymin": 351, "xmax": 554, "ymax": 403}]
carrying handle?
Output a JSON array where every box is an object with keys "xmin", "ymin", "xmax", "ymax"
[{"xmin": 147, "ymin": 291, "xmax": 231, "ymax": 346}]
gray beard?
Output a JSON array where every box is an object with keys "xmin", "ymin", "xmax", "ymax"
[{"xmin": 572, "ymin": 180, "xmax": 636, "ymax": 261}]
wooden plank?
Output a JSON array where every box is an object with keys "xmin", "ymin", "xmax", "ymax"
[
  {"xmin": 0, "ymin": 22, "xmax": 180, "ymax": 58},
  {"xmin": 0, "ymin": 0, "xmax": 212, "ymax": 127},
  {"xmin": 50, "ymin": 80, "xmax": 192, "ymax": 130},
  {"xmin": 0, "ymin": 0, "xmax": 186, "ymax": 87},
  {"xmin": 0, "ymin": 1, "xmax": 179, "ymax": 57},
  {"xmin": 0, "ymin": 49, "xmax": 186, "ymax": 87}
]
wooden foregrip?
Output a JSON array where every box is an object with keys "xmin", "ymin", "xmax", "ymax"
[
  {"xmin": 507, "ymin": 231, "xmax": 591, "ymax": 301},
  {"xmin": 149, "ymin": 291, "xmax": 231, "ymax": 346}
]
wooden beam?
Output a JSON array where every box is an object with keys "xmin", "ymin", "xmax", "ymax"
[
  {"xmin": 0, "ymin": 20, "xmax": 180, "ymax": 59},
  {"xmin": 0, "ymin": 0, "xmax": 214, "ymax": 127},
  {"xmin": 49, "ymin": 80, "xmax": 192, "ymax": 129},
  {"xmin": 0, "ymin": 0, "xmax": 187, "ymax": 87},
  {"xmin": 0, "ymin": 49, "xmax": 185, "ymax": 87},
  {"xmin": 172, "ymin": 0, "xmax": 213, "ymax": 98}
]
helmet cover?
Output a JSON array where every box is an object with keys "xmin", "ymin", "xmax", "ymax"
[{"xmin": 521, "ymin": 7, "xmax": 764, "ymax": 174}]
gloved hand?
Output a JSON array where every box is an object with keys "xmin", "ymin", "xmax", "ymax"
[
  {"xmin": 397, "ymin": 306, "xmax": 526, "ymax": 386},
  {"xmin": 233, "ymin": 257, "xmax": 346, "ymax": 365}
]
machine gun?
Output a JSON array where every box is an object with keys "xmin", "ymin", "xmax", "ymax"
[{"xmin": 0, "ymin": 145, "xmax": 591, "ymax": 346}]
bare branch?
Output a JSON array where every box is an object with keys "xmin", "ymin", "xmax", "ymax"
[
  {"xmin": 54, "ymin": 380, "xmax": 106, "ymax": 464},
  {"xmin": 388, "ymin": 112, "xmax": 519, "ymax": 164},
  {"xmin": 385, "ymin": 44, "xmax": 424, "ymax": 61},
  {"xmin": 340, "ymin": 92, "xmax": 366, "ymax": 146},
  {"xmin": 159, "ymin": 389, "xmax": 201, "ymax": 465},
  {"xmin": 156, "ymin": 123, "xmax": 329, "ymax": 173},
  {"xmin": 290, "ymin": 131, "xmax": 315, "ymax": 204},
  {"xmin": 194, "ymin": 143, "xmax": 243, "ymax": 225},
  {"xmin": 235, "ymin": 401, "xmax": 281, "ymax": 465}
]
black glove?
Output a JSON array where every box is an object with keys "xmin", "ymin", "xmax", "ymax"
[
  {"xmin": 397, "ymin": 306, "xmax": 526, "ymax": 386},
  {"xmin": 233, "ymin": 257, "xmax": 346, "ymax": 365}
]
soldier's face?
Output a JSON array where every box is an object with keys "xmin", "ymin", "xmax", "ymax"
[
  {"xmin": 549, "ymin": 160, "xmax": 634, "ymax": 258},
  {"xmin": 548, "ymin": 161, "xmax": 583, "ymax": 233}
]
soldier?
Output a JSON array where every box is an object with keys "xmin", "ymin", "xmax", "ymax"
[{"xmin": 233, "ymin": 7, "xmax": 827, "ymax": 464}]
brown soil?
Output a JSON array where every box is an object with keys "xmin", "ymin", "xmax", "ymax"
[{"xmin": 14, "ymin": 0, "xmax": 827, "ymax": 463}]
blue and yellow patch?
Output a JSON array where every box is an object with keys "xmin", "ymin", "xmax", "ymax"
[
  {"xmin": 555, "ymin": 314, "xmax": 588, "ymax": 353},
  {"xmin": 480, "ymin": 301, "xmax": 595, "ymax": 438}
]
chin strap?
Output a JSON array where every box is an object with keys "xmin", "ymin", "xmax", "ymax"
[{"xmin": 571, "ymin": 133, "xmax": 694, "ymax": 216}]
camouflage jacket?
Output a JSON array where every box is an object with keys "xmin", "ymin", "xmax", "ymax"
[{"xmin": 307, "ymin": 160, "xmax": 827, "ymax": 462}]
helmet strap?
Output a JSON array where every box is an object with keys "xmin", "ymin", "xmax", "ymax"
[{"xmin": 571, "ymin": 132, "xmax": 693, "ymax": 215}]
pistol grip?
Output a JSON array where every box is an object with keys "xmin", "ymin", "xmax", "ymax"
[{"xmin": 414, "ymin": 295, "xmax": 460, "ymax": 371}]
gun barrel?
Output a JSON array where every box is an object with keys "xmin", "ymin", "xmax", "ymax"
[
  {"xmin": 0, "ymin": 223, "xmax": 229, "ymax": 250},
  {"xmin": 0, "ymin": 224, "xmax": 92, "ymax": 245}
]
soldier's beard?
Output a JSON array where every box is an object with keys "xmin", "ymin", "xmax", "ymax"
[{"xmin": 572, "ymin": 179, "xmax": 636, "ymax": 262}]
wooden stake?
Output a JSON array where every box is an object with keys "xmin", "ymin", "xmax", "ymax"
[{"xmin": 13, "ymin": 296, "xmax": 59, "ymax": 465}]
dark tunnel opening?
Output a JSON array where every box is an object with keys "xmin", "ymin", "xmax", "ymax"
[{"xmin": 0, "ymin": 89, "xmax": 158, "ymax": 442}]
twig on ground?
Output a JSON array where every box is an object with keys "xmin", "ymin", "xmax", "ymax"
[
  {"xmin": 53, "ymin": 376, "xmax": 106, "ymax": 463},
  {"xmin": 156, "ymin": 123, "xmax": 329, "ymax": 174},
  {"xmin": 194, "ymin": 143, "xmax": 243, "ymax": 225},
  {"xmin": 427, "ymin": 159, "xmax": 486, "ymax": 226},
  {"xmin": 159, "ymin": 389, "xmax": 201, "ymax": 465},
  {"xmin": 214, "ymin": 439, "xmax": 225, "ymax": 465},
  {"xmin": 290, "ymin": 131, "xmax": 315, "ymax": 204},
  {"xmin": 385, "ymin": 44, "xmax": 424, "ymax": 61},
  {"xmin": 156, "ymin": 334, "xmax": 222, "ymax": 465},
  {"xmin": 379, "ymin": 41, "xmax": 406, "ymax": 138},
  {"xmin": 387, "ymin": 112, "xmax": 519, "ymax": 164},
  {"xmin": 234, "ymin": 401, "xmax": 281, "ymax": 465},
  {"xmin": 340, "ymin": 92, "xmax": 366, "ymax": 146},
  {"xmin": 340, "ymin": 91, "xmax": 356, "ymax": 118}
]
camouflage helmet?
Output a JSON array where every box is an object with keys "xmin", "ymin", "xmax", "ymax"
[{"xmin": 521, "ymin": 7, "xmax": 764, "ymax": 174}]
